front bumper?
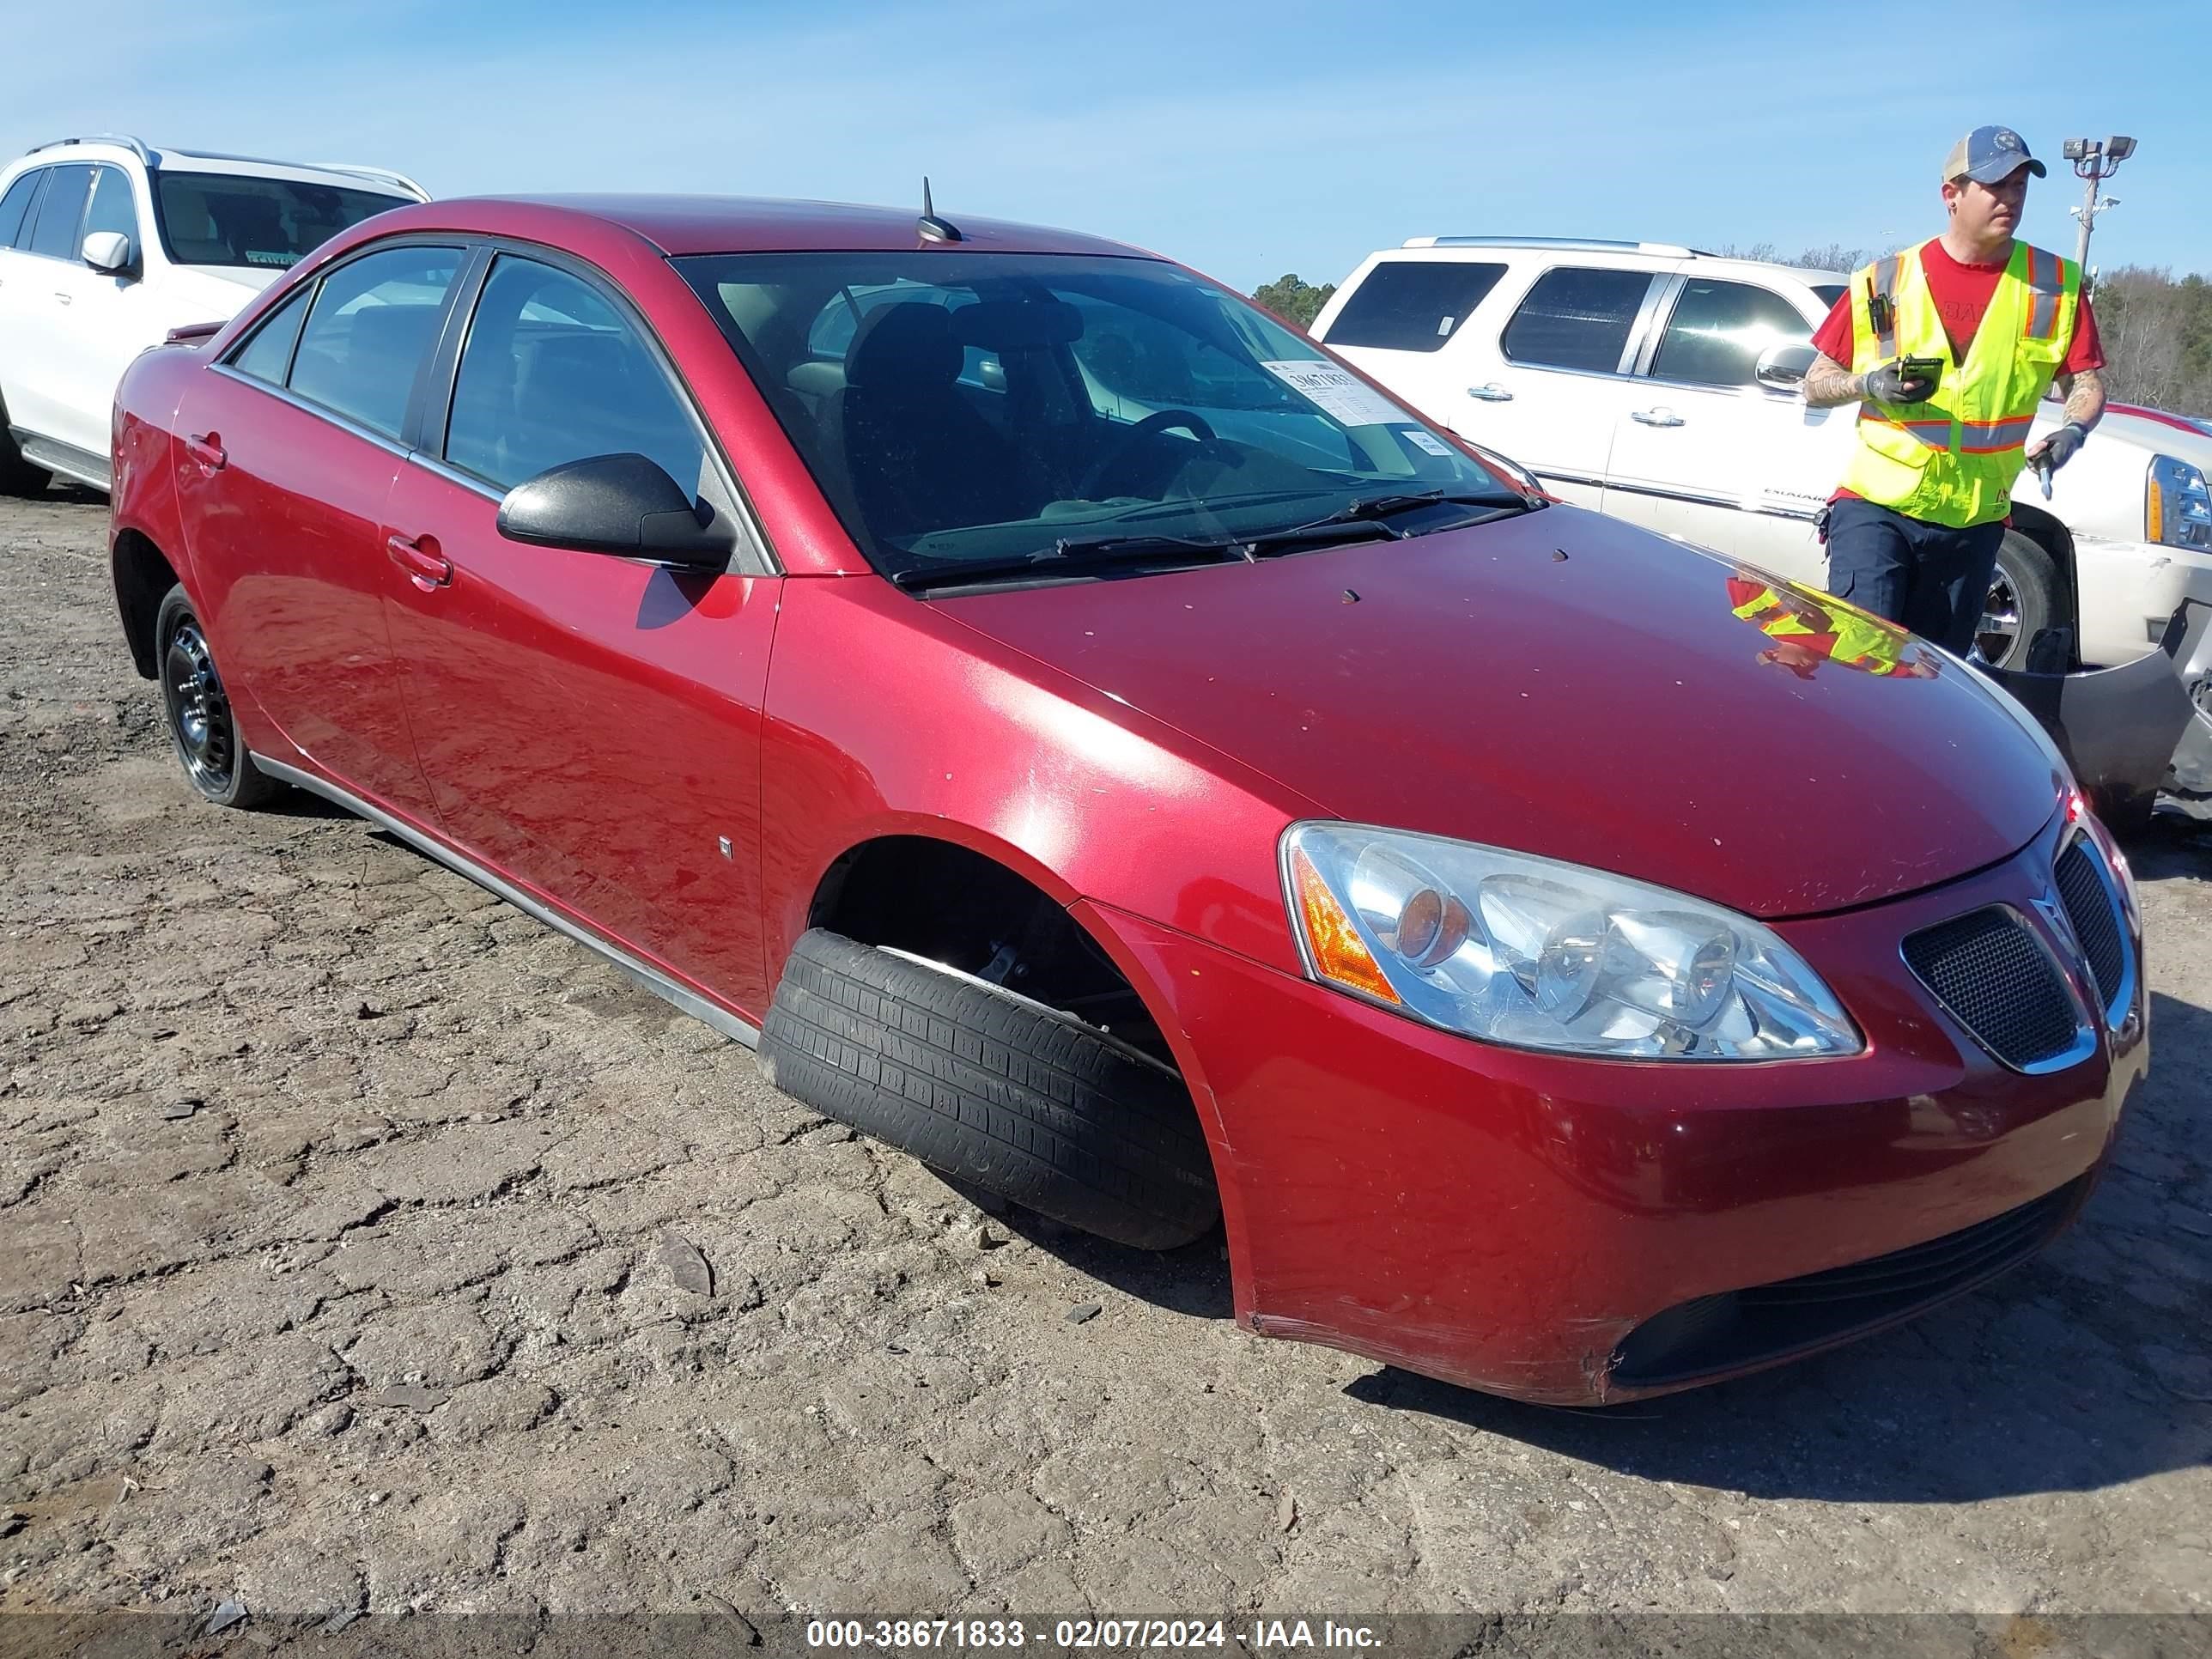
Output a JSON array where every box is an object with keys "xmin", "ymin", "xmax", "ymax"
[
  {"xmin": 2075, "ymin": 536, "xmax": 2212, "ymax": 669},
  {"xmin": 1080, "ymin": 811, "xmax": 2147, "ymax": 1405}
]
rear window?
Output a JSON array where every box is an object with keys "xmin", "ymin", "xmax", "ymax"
[
  {"xmin": 152, "ymin": 170, "xmax": 410, "ymax": 270},
  {"xmin": 1500, "ymin": 267, "xmax": 1656, "ymax": 374},
  {"xmin": 0, "ymin": 170, "xmax": 43, "ymax": 249},
  {"xmin": 25, "ymin": 164, "xmax": 94, "ymax": 260},
  {"xmin": 1322, "ymin": 260, "xmax": 1508, "ymax": 352},
  {"xmin": 287, "ymin": 244, "xmax": 461, "ymax": 439}
]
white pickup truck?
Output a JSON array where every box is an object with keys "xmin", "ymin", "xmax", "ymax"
[{"xmin": 1312, "ymin": 236, "xmax": 2212, "ymax": 671}]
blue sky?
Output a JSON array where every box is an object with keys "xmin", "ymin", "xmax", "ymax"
[{"xmin": 6, "ymin": 0, "xmax": 2204, "ymax": 289}]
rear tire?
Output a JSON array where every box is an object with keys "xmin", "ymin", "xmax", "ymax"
[
  {"xmin": 155, "ymin": 585, "xmax": 281, "ymax": 810},
  {"xmin": 759, "ymin": 928, "xmax": 1219, "ymax": 1250},
  {"xmin": 1978, "ymin": 531, "xmax": 2059, "ymax": 669},
  {"xmin": 0, "ymin": 411, "xmax": 50, "ymax": 496}
]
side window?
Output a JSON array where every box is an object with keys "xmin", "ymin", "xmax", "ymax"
[
  {"xmin": 82, "ymin": 167, "xmax": 142, "ymax": 250},
  {"xmin": 1500, "ymin": 267, "xmax": 1655, "ymax": 374},
  {"xmin": 0, "ymin": 170, "xmax": 45, "ymax": 249},
  {"xmin": 229, "ymin": 285, "xmax": 314, "ymax": 385},
  {"xmin": 1650, "ymin": 281, "xmax": 1814, "ymax": 387},
  {"xmin": 445, "ymin": 255, "xmax": 708, "ymax": 496},
  {"xmin": 25, "ymin": 164, "xmax": 94, "ymax": 260},
  {"xmin": 1321, "ymin": 260, "xmax": 1508, "ymax": 352},
  {"xmin": 289, "ymin": 244, "xmax": 462, "ymax": 440}
]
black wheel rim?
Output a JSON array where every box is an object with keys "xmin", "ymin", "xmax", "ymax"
[
  {"xmin": 1977, "ymin": 571, "xmax": 2022, "ymax": 666},
  {"xmin": 162, "ymin": 617, "xmax": 236, "ymax": 793}
]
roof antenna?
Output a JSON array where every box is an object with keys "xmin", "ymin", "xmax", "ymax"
[{"xmin": 918, "ymin": 176, "xmax": 963, "ymax": 244}]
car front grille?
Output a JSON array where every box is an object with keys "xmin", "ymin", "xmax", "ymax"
[
  {"xmin": 2054, "ymin": 838, "xmax": 2127, "ymax": 1016},
  {"xmin": 1901, "ymin": 907, "xmax": 2084, "ymax": 1071},
  {"xmin": 1611, "ymin": 1176, "xmax": 2087, "ymax": 1389}
]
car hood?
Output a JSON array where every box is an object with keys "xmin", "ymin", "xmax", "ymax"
[
  {"xmin": 935, "ymin": 505, "xmax": 2064, "ymax": 921},
  {"xmin": 2097, "ymin": 404, "xmax": 2212, "ymax": 468}
]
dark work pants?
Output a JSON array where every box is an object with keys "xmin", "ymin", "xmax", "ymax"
[{"xmin": 1823, "ymin": 497, "xmax": 2006, "ymax": 657}]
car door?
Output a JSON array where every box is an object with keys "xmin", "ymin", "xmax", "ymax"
[
  {"xmin": 1601, "ymin": 274, "xmax": 1856, "ymax": 583},
  {"xmin": 380, "ymin": 248, "xmax": 780, "ymax": 1012},
  {"xmin": 174, "ymin": 240, "xmax": 466, "ymax": 813},
  {"xmin": 1314, "ymin": 256, "xmax": 1510, "ymax": 442},
  {"xmin": 46, "ymin": 165, "xmax": 157, "ymax": 461},
  {"xmin": 0, "ymin": 168, "xmax": 52, "ymax": 434},
  {"xmin": 3, "ymin": 164, "xmax": 95, "ymax": 445},
  {"xmin": 1441, "ymin": 261, "xmax": 1680, "ymax": 511}
]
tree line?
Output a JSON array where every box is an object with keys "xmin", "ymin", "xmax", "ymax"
[{"xmin": 1255, "ymin": 249, "xmax": 2212, "ymax": 416}]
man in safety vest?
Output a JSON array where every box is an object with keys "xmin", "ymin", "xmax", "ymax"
[{"xmin": 1803, "ymin": 125, "xmax": 2106, "ymax": 656}]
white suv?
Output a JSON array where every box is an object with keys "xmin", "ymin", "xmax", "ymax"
[
  {"xmin": 0, "ymin": 135, "xmax": 426, "ymax": 494},
  {"xmin": 1313, "ymin": 236, "xmax": 2212, "ymax": 670}
]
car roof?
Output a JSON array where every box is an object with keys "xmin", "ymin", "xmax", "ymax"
[
  {"xmin": 343, "ymin": 194, "xmax": 1159, "ymax": 260},
  {"xmin": 10, "ymin": 137, "xmax": 425, "ymax": 199},
  {"xmin": 1385, "ymin": 237, "xmax": 1848, "ymax": 286}
]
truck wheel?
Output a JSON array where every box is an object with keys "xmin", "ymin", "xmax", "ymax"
[
  {"xmin": 759, "ymin": 928, "xmax": 1220, "ymax": 1250},
  {"xmin": 0, "ymin": 407, "xmax": 50, "ymax": 496},
  {"xmin": 1977, "ymin": 532, "xmax": 2058, "ymax": 669},
  {"xmin": 155, "ymin": 585, "xmax": 281, "ymax": 809}
]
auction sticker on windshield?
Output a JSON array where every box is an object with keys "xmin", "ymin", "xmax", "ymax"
[{"xmin": 1261, "ymin": 360, "xmax": 1407, "ymax": 428}]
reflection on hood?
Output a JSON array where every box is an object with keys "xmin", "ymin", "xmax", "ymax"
[{"xmin": 1726, "ymin": 572, "xmax": 1941, "ymax": 681}]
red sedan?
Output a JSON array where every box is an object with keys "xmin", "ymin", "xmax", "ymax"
[{"xmin": 108, "ymin": 195, "xmax": 2147, "ymax": 1403}]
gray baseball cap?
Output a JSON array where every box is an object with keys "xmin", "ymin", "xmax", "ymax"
[{"xmin": 1943, "ymin": 125, "xmax": 2047, "ymax": 185}]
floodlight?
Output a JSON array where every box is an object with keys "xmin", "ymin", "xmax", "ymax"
[{"xmin": 2106, "ymin": 136, "xmax": 2136, "ymax": 161}]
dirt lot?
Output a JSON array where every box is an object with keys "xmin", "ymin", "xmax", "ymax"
[{"xmin": 3, "ymin": 485, "xmax": 2210, "ymax": 1643}]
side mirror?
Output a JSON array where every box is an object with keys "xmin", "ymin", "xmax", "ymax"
[
  {"xmin": 82, "ymin": 231, "xmax": 135, "ymax": 276},
  {"xmin": 495, "ymin": 453, "xmax": 735, "ymax": 567},
  {"xmin": 1754, "ymin": 342, "xmax": 1818, "ymax": 392}
]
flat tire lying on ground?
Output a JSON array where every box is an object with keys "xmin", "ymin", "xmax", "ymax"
[{"xmin": 759, "ymin": 927, "xmax": 1219, "ymax": 1249}]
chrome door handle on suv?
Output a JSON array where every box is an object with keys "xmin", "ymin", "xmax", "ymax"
[
  {"xmin": 1465, "ymin": 384, "xmax": 1514, "ymax": 403},
  {"xmin": 1631, "ymin": 408, "xmax": 1685, "ymax": 428}
]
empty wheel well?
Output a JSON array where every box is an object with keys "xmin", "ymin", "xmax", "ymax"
[
  {"xmin": 113, "ymin": 530, "xmax": 180, "ymax": 679},
  {"xmin": 807, "ymin": 836, "xmax": 1177, "ymax": 1073}
]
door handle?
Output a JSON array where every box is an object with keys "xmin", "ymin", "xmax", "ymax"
[
  {"xmin": 1631, "ymin": 408, "xmax": 1685, "ymax": 428},
  {"xmin": 54, "ymin": 293, "xmax": 72, "ymax": 306},
  {"xmin": 1465, "ymin": 383, "xmax": 1514, "ymax": 402},
  {"xmin": 184, "ymin": 433, "xmax": 226, "ymax": 471},
  {"xmin": 386, "ymin": 533, "xmax": 453, "ymax": 591}
]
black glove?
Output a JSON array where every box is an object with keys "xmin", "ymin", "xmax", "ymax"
[
  {"xmin": 1862, "ymin": 360, "xmax": 1938, "ymax": 404},
  {"xmin": 2027, "ymin": 422, "xmax": 2087, "ymax": 473}
]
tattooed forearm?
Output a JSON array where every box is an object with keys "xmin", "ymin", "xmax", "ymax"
[
  {"xmin": 1802, "ymin": 353, "xmax": 1866, "ymax": 408},
  {"xmin": 2056, "ymin": 368, "xmax": 2106, "ymax": 431}
]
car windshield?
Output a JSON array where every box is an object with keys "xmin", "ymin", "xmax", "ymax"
[
  {"xmin": 678, "ymin": 251, "xmax": 1525, "ymax": 584},
  {"xmin": 151, "ymin": 169, "xmax": 411, "ymax": 270}
]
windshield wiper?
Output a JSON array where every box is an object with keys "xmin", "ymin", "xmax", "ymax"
[
  {"xmin": 1233, "ymin": 489, "xmax": 1533, "ymax": 557},
  {"xmin": 889, "ymin": 534, "xmax": 1250, "ymax": 594},
  {"xmin": 1317, "ymin": 488, "xmax": 1528, "ymax": 527}
]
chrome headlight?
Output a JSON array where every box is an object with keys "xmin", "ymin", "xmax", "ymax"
[
  {"xmin": 2148, "ymin": 454, "xmax": 2212, "ymax": 550},
  {"xmin": 1283, "ymin": 823, "xmax": 1862, "ymax": 1060}
]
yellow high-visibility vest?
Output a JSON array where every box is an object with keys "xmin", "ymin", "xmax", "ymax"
[{"xmin": 1838, "ymin": 241, "xmax": 2080, "ymax": 528}]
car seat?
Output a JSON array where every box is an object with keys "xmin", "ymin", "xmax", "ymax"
[{"xmin": 834, "ymin": 301, "xmax": 1030, "ymax": 538}]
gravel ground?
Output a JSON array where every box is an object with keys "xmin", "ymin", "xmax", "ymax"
[{"xmin": 3, "ymin": 484, "xmax": 2210, "ymax": 1643}]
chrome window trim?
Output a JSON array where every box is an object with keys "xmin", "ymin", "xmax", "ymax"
[
  {"xmin": 1899, "ymin": 902, "xmax": 2097, "ymax": 1077},
  {"xmin": 252, "ymin": 754, "xmax": 762, "ymax": 1049}
]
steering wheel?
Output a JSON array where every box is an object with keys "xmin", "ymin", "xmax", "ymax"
[{"xmin": 1078, "ymin": 409, "xmax": 1220, "ymax": 501}]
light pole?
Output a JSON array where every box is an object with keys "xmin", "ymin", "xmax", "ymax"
[{"xmin": 2061, "ymin": 135, "xmax": 2136, "ymax": 282}]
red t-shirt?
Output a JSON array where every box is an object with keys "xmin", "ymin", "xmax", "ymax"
[
  {"xmin": 1810, "ymin": 238, "xmax": 2104, "ymax": 373},
  {"xmin": 1812, "ymin": 240, "xmax": 2104, "ymax": 510}
]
